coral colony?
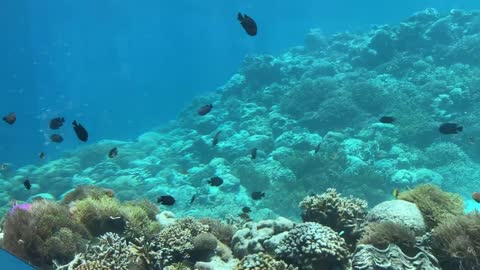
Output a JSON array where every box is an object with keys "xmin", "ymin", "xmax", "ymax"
[{"xmin": 3, "ymin": 8, "xmax": 480, "ymax": 269}]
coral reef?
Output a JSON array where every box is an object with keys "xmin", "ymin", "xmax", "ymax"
[
  {"xmin": 275, "ymin": 222, "xmax": 350, "ymax": 270},
  {"xmin": 358, "ymin": 222, "xmax": 416, "ymax": 255},
  {"xmin": 397, "ymin": 184, "xmax": 463, "ymax": 229},
  {"xmin": 299, "ymin": 188, "xmax": 368, "ymax": 245},
  {"xmin": 366, "ymin": 200, "xmax": 426, "ymax": 234},
  {"xmin": 236, "ymin": 253, "xmax": 298, "ymax": 270}
]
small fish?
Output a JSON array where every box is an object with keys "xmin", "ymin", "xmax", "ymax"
[
  {"xmin": 157, "ymin": 195, "xmax": 175, "ymax": 206},
  {"xmin": 468, "ymin": 136, "xmax": 476, "ymax": 145},
  {"xmin": 439, "ymin": 123, "xmax": 463, "ymax": 134},
  {"xmin": 72, "ymin": 120, "xmax": 88, "ymax": 142},
  {"xmin": 49, "ymin": 117, "xmax": 65, "ymax": 129},
  {"xmin": 39, "ymin": 152, "xmax": 45, "ymax": 159},
  {"xmin": 2, "ymin": 112, "xmax": 16, "ymax": 125},
  {"xmin": 393, "ymin": 188, "xmax": 400, "ymax": 199},
  {"xmin": 251, "ymin": 191, "xmax": 265, "ymax": 200},
  {"xmin": 379, "ymin": 116, "xmax": 396, "ymax": 124},
  {"xmin": 314, "ymin": 143, "xmax": 321, "ymax": 154},
  {"xmin": 50, "ymin": 134, "xmax": 64, "ymax": 143},
  {"xmin": 472, "ymin": 192, "xmax": 480, "ymax": 203},
  {"xmin": 23, "ymin": 179, "xmax": 31, "ymax": 190},
  {"xmin": 251, "ymin": 147, "xmax": 257, "ymax": 160},
  {"xmin": 190, "ymin": 194, "xmax": 196, "ymax": 204},
  {"xmin": 1, "ymin": 163, "xmax": 8, "ymax": 172},
  {"xmin": 242, "ymin": 206, "xmax": 251, "ymax": 214},
  {"xmin": 208, "ymin": 176, "xmax": 224, "ymax": 187},
  {"xmin": 238, "ymin": 212, "xmax": 252, "ymax": 221},
  {"xmin": 108, "ymin": 147, "xmax": 118, "ymax": 158},
  {"xmin": 238, "ymin": 12, "xmax": 257, "ymax": 36},
  {"xmin": 198, "ymin": 104, "xmax": 213, "ymax": 116},
  {"xmin": 212, "ymin": 131, "xmax": 221, "ymax": 147}
]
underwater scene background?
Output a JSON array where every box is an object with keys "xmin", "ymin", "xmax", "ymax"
[{"xmin": 3, "ymin": 1, "xmax": 480, "ymax": 270}]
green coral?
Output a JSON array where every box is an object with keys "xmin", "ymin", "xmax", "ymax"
[
  {"xmin": 431, "ymin": 212, "xmax": 480, "ymax": 270},
  {"xmin": 358, "ymin": 222, "xmax": 417, "ymax": 256},
  {"xmin": 61, "ymin": 185, "xmax": 115, "ymax": 205},
  {"xmin": 398, "ymin": 184, "xmax": 463, "ymax": 229}
]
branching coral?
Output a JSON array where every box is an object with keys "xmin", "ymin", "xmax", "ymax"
[
  {"xmin": 275, "ymin": 222, "xmax": 350, "ymax": 270},
  {"xmin": 398, "ymin": 184, "xmax": 463, "ymax": 229},
  {"xmin": 430, "ymin": 212, "xmax": 480, "ymax": 270},
  {"xmin": 299, "ymin": 188, "xmax": 368, "ymax": 245}
]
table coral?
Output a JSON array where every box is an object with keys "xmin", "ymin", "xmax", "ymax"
[{"xmin": 274, "ymin": 222, "xmax": 350, "ymax": 270}]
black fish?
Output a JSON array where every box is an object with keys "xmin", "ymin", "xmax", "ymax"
[
  {"xmin": 157, "ymin": 195, "xmax": 175, "ymax": 206},
  {"xmin": 72, "ymin": 121, "xmax": 88, "ymax": 142},
  {"xmin": 108, "ymin": 147, "xmax": 118, "ymax": 158},
  {"xmin": 23, "ymin": 179, "xmax": 31, "ymax": 190},
  {"xmin": 238, "ymin": 13, "xmax": 257, "ymax": 36},
  {"xmin": 190, "ymin": 194, "xmax": 196, "ymax": 204},
  {"xmin": 39, "ymin": 152, "xmax": 45, "ymax": 159},
  {"xmin": 439, "ymin": 123, "xmax": 463, "ymax": 134},
  {"xmin": 314, "ymin": 143, "xmax": 321, "ymax": 154},
  {"xmin": 49, "ymin": 117, "xmax": 65, "ymax": 129},
  {"xmin": 3, "ymin": 112, "xmax": 16, "ymax": 125},
  {"xmin": 208, "ymin": 176, "xmax": 223, "ymax": 187},
  {"xmin": 379, "ymin": 116, "xmax": 396, "ymax": 124},
  {"xmin": 212, "ymin": 131, "xmax": 221, "ymax": 147},
  {"xmin": 238, "ymin": 212, "xmax": 252, "ymax": 221},
  {"xmin": 251, "ymin": 147, "xmax": 257, "ymax": 160},
  {"xmin": 251, "ymin": 191, "xmax": 265, "ymax": 200},
  {"xmin": 50, "ymin": 134, "xmax": 64, "ymax": 143},
  {"xmin": 242, "ymin": 206, "xmax": 251, "ymax": 213},
  {"xmin": 198, "ymin": 104, "xmax": 213, "ymax": 116}
]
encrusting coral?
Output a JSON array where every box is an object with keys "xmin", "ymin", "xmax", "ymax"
[
  {"xmin": 397, "ymin": 184, "xmax": 463, "ymax": 229},
  {"xmin": 299, "ymin": 188, "xmax": 368, "ymax": 245}
]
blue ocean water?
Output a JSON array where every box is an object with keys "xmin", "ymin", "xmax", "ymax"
[{"xmin": 2, "ymin": 0, "xmax": 479, "ymax": 167}]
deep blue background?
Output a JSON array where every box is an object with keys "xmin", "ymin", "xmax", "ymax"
[{"xmin": 1, "ymin": 0, "xmax": 479, "ymax": 167}]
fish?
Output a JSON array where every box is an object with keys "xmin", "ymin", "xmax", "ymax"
[
  {"xmin": 472, "ymin": 192, "xmax": 480, "ymax": 203},
  {"xmin": 2, "ymin": 112, "xmax": 16, "ymax": 125},
  {"xmin": 238, "ymin": 212, "xmax": 252, "ymax": 221},
  {"xmin": 251, "ymin": 191, "xmax": 265, "ymax": 200},
  {"xmin": 0, "ymin": 163, "xmax": 8, "ymax": 173},
  {"xmin": 392, "ymin": 188, "xmax": 400, "ymax": 199},
  {"xmin": 439, "ymin": 123, "xmax": 463, "ymax": 134},
  {"xmin": 468, "ymin": 136, "xmax": 476, "ymax": 145},
  {"xmin": 208, "ymin": 176, "xmax": 224, "ymax": 187},
  {"xmin": 39, "ymin": 152, "xmax": 45, "ymax": 159},
  {"xmin": 50, "ymin": 134, "xmax": 64, "ymax": 143},
  {"xmin": 190, "ymin": 194, "xmax": 196, "ymax": 204},
  {"xmin": 108, "ymin": 147, "xmax": 118, "ymax": 158},
  {"xmin": 23, "ymin": 179, "xmax": 31, "ymax": 190},
  {"xmin": 72, "ymin": 120, "xmax": 88, "ymax": 142},
  {"xmin": 379, "ymin": 116, "xmax": 396, "ymax": 124},
  {"xmin": 242, "ymin": 206, "xmax": 251, "ymax": 213},
  {"xmin": 212, "ymin": 131, "xmax": 221, "ymax": 147},
  {"xmin": 314, "ymin": 143, "xmax": 321, "ymax": 154},
  {"xmin": 238, "ymin": 13, "xmax": 257, "ymax": 36},
  {"xmin": 157, "ymin": 195, "xmax": 175, "ymax": 206},
  {"xmin": 251, "ymin": 147, "xmax": 257, "ymax": 160},
  {"xmin": 198, "ymin": 104, "xmax": 213, "ymax": 116},
  {"xmin": 49, "ymin": 117, "xmax": 65, "ymax": 129}
]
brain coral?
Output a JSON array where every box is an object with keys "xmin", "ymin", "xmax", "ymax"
[
  {"xmin": 299, "ymin": 188, "xmax": 368, "ymax": 245},
  {"xmin": 275, "ymin": 222, "xmax": 350, "ymax": 270}
]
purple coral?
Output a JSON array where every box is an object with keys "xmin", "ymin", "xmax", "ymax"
[{"xmin": 9, "ymin": 202, "xmax": 32, "ymax": 215}]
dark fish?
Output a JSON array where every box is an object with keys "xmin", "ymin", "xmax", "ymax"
[
  {"xmin": 251, "ymin": 191, "xmax": 265, "ymax": 200},
  {"xmin": 50, "ymin": 134, "xmax": 64, "ymax": 143},
  {"xmin": 439, "ymin": 123, "xmax": 463, "ymax": 135},
  {"xmin": 242, "ymin": 206, "xmax": 251, "ymax": 213},
  {"xmin": 108, "ymin": 147, "xmax": 118, "ymax": 158},
  {"xmin": 212, "ymin": 131, "xmax": 221, "ymax": 147},
  {"xmin": 472, "ymin": 192, "xmax": 480, "ymax": 203},
  {"xmin": 208, "ymin": 176, "xmax": 224, "ymax": 187},
  {"xmin": 379, "ymin": 116, "xmax": 396, "ymax": 124},
  {"xmin": 23, "ymin": 179, "xmax": 31, "ymax": 190},
  {"xmin": 251, "ymin": 147, "xmax": 257, "ymax": 160},
  {"xmin": 190, "ymin": 194, "xmax": 196, "ymax": 204},
  {"xmin": 314, "ymin": 143, "xmax": 321, "ymax": 154},
  {"xmin": 198, "ymin": 104, "xmax": 213, "ymax": 116},
  {"xmin": 238, "ymin": 13, "xmax": 257, "ymax": 36},
  {"xmin": 39, "ymin": 152, "xmax": 45, "ymax": 159},
  {"xmin": 49, "ymin": 117, "xmax": 65, "ymax": 129},
  {"xmin": 393, "ymin": 188, "xmax": 400, "ymax": 199},
  {"xmin": 3, "ymin": 112, "xmax": 16, "ymax": 125},
  {"xmin": 157, "ymin": 195, "xmax": 175, "ymax": 206},
  {"xmin": 72, "ymin": 120, "xmax": 88, "ymax": 142},
  {"xmin": 238, "ymin": 212, "xmax": 252, "ymax": 221}
]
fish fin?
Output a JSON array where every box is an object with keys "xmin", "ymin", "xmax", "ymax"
[{"xmin": 237, "ymin": 12, "xmax": 244, "ymax": 21}]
